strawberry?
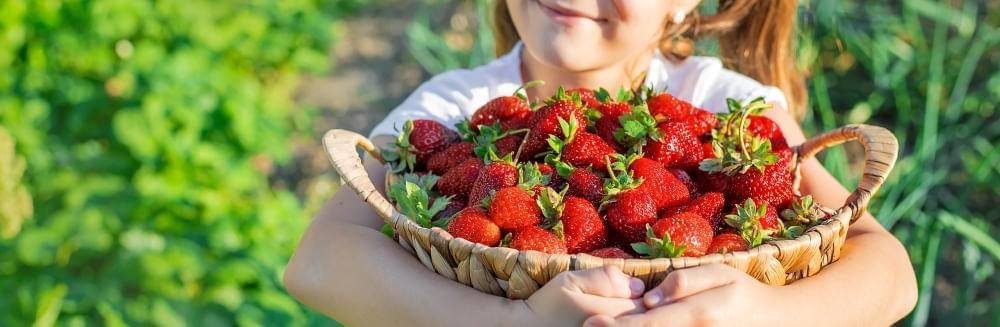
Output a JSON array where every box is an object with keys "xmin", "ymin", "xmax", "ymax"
[
  {"xmin": 606, "ymin": 190, "xmax": 658, "ymax": 243},
  {"xmin": 536, "ymin": 163, "xmax": 564, "ymax": 188},
  {"xmin": 470, "ymin": 122, "xmax": 527, "ymax": 160},
  {"xmin": 447, "ymin": 207, "xmax": 501, "ymax": 246},
  {"xmin": 545, "ymin": 115, "xmax": 615, "ymax": 169},
  {"xmin": 683, "ymin": 109, "xmax": 720, "ymax": 136},
  {"xmin": 700, "ymin": 98, "xmax": 792, "ymax": 208},
  {"xmin": 725, "ymin": 199, "xmax": 780, "ymax": 247},
  {"xmin": 603, "ymin": 156, "xmax": 657, "ymax": 243},
  {"xmin": 647, "ymin": 91, "xmax": 697, "ymax": 120},
  {"xmin": 643, "ymin": 121, "xmax": 702, "ymax": 169},
  {"xmin": 494, "ymin": 134, "xmax": 524, "ymax": 158},
  {"xmin": 559, "ymin": 196, "xmax": 608, "ymax": 254},
  {"xmin": 567, "ymin": 87, "xmax": 600, "ymax": 109},
  {"xmin": 508, "ymin": 226, "xmax": 567, "ymax": 254},
  {"xmin": 490, "ymin": 186, "xmax": 543, "ymax": 231},
  {"xmin": 426, "ymin": 142, "xmax": 475, "ymax": 175},
  {"xmin": 587, "ymin": 247, "xmax": 634, "ymax": 259},
  {"xmin": 747, "ymin": 115, "xmax": 788, "ymax": 150},
  {"xmin": 706, "ymin": 232, "xmax": 749, "ymax": 254},
  {"xmin": 521, "ymin": 88, "xmax": 588, "ymax": 158},
  {"xmin": 470, "ymin": 83, "xmax": 535, "ymax": 133},
  {"xmin": 630, "ymin": 157, "xmax": 690, "ymax": 210},
  {"xmin": 560, "ymin": 130, "xmax": 616, "ymax": 170},
  {"xmin": 664, "ymin": 192, "xmax": 726, "ymax": 229},
  {"xmin": 566, "ymin": 168, "xmax": 604, "ymax": 206},
  {"xmin": 668, "ymin": 168, "xmax": 699, "ymax": 198},
  {"xmin": 635, "ymin": 212, "xmax": 713, "ymax": 258},
  {"xmin": 437, "ymin": 158, "xmax": 484, "ymax": 196},
  {"xmin": 467, "ymin": 161, "xmax": 518, "ymax": 207},
  {"xmin": 382, "ymin": 120, "xmax": 459, "ymax": 172},
  {"xmin": 727, "ymin": 151, "xmax": 793, "ymax": 209}
]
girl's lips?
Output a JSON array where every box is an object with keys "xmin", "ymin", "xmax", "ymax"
[{"xmin": 538, "ymin": 2, "xmax": 604, "ymax": 25}]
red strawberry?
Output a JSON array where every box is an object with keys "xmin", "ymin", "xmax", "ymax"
[
  {"xmin": 759, "ymin": 203, "xmax": 781, "ymax": 231},
  {"xmin": 536, "ymin": 163, "xmax": 564, "ymax": 188},
  {"xmin": 706, "ymin": 232, "xmax": 749, "ymax": 254},
  {"xmin": 437, "ymin": 158, "xmax": 484, "ymax": 196},
  {"xmin": 521, "ymin": 90, "xmax": 587, "ymax": 158},
  {"xmin": 384, "ymin": 119, "xmax": 459, "ymax": 172},
  {"xmin": 668, "ymin": 168, "xmax": 698, "ymax": 198},
  {"xmin": 494, "ymin": 134, "xmax": 523, "ymax": 158},
  {"xmin": 567, "ymin": 168, "xmax": 604, "ymax": 206},
  {"xmin": 645, "ymin": 212, "xmax": 713, "ymax": 257},
  {"xmin": 470, "ymin": 96, "xmax": 532, "ymax": 133},
  {"xmin": 683, "ymin": 109, "xmax": 719, "ymax": 136},
  {"xmin": 509, "ymin": 226, "xmax": 567, "ymax": 254},
  {"xmin": 427, "ymin": 142, "xmax": 476, "ymax": 175},
  {"xmin": 490, "ymin": 187, "xmax": 543, "ymax": 231},
  {"xmin": 630, "ymin": 158, "xmax": 690, "ymax": 210},
  {"xmin": 747, "ymin": 115, "xmax": 788, "ymax": 150},
  {"xmin": 643, "ymin": 121, "xmax": 701, "ymax": 169},
  {"xmin": 562, "ymin": 132, "xmax": 616, "ymax": 169},
  {"xmin": 596, "ymin": 115, "xmax": 627, "ymax": 152},
  {"xmin": 567, "ymin": 87, "xmax": 600, "ymax": 109},
  {"xmin": 665, "ymin": 192, "xmax": 726, "ymax": 229},
  {"xmin": 647, "ymin": 92, "xmax": 697, "ymax": 120},
  {"xmin": 607, "ymin": 190, "xmax": 659, "ymax": 243},
  {"xmin": 468, "ymin": 161, "xmax": 518, "ymax": 207},
  {"xmin": 694, "ymin": 170, "xmax": 729, "ymax": 194},
  {"xmin": 447, "ymin": 207, "xmax": 501, "ymax": 246},
  {"xmin": 725, "ymin": 199, "xmax": 781, "ymax": 247},
  {"xmin": 561, "ymin": 196, "xmax": 608, "ymax": 254},
  {"xmin": 727, "ymin": 149, "xmax": 794, "ymax": 209},
  {"xmin": 587, "ymin": 247, "xmax": 634, "ymax": 259}
]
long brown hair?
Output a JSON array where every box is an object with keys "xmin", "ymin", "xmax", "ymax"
[{"xmin": 492, "ymin": 0, "xmax": 807, "ymax": 119}]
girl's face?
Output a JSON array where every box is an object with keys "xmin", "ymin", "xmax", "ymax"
[{"xmin": 507, "ymin": 0, "xmax": 701, "ymax": 72}]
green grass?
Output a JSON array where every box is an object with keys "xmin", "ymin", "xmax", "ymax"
[{"xmin": 409, "ymin": 1, "xmax": 1000, "ymax": 325}]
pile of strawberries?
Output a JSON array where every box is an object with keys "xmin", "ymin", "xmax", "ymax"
[{"xmin": 381, "ymin": 85, "xmax": 829, "ymax": 259}]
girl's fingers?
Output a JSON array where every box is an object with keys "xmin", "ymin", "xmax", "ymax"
[
  {"xmin": 562, "ymin": 266, "xmax": 646, "ymax": 299},
  {"xmin": 574, "ymin": 295, "xmax": 647, "ymax": 318},
  {"xmin": 589, "ymin": 285, "xmax": 734, "ymax": 327},
  {"xmin": 643, "ymin": 263, "xmax": 741, "ymax": 308}
]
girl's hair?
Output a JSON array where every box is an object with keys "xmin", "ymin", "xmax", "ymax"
[{"xmin": 492, "ymin": 0, "xmax": 807, "ymax": 119}]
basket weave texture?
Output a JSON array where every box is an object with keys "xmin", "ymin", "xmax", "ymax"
[{"xmin": 323, "ymin": 124, "xmax": 898, "ymax": 299}]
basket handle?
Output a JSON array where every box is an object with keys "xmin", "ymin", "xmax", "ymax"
[
  {"xmin": 795, "ymin": 124, "xmax": 899, "ymax": 224},
  {"xmin": 322, "ymin": 129, "xmax": 397, "ymax": 224}
]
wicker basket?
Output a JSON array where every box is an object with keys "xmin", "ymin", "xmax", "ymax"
[{"xmin": 322, "ymin": 124, "xmax": 898, "ymax": 299}]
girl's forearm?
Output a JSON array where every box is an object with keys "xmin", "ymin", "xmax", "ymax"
[
  {"xmin": 284, "ymin": 191, "xmax": 531, "ymax": 326},
  {"xmin": 778, "ymin": 226, "xmax": 917, "ymax": 326},
  {"xmin": 784, "ymin": 159, "xmax": 918, "ymax": 325}
]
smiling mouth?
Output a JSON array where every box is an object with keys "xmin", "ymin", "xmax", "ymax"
[{"xmin": 538, "ymin": 1, "xmax": 607, "ymax": 24}]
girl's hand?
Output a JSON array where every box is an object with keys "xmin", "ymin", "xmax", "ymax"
[
  {"xmin": 583, "ymin": 264, "xmax": 786, "ymax": 327},
  {"xmin": 518, "ymin": 266, "xmax": 648, "ymax": 326}
]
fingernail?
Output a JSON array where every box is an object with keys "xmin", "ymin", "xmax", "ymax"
[
  {"xmin": 629, "ymin": 278, "xmax": 644, "ymax": 294},
  {"xmin": 644, "ymin": 288, "xmax": 664, "ymax": 307}
]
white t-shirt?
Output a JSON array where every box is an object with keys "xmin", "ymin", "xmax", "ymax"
[{"xmin": 370, "ymin": 42, "xmax": 788, "ymax": 138}]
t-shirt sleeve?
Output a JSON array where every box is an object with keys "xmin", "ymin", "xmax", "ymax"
[
  {"xmin": 743, "ymin": 85, "xmax": 789, "ymax": 112},
  {"xmin": 368, "ymin": 76, "xmax": 468, "ymax": 139}
]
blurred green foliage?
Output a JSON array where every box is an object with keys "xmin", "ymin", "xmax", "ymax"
[
  {"xmin": 410, "ymin": 0, "xmax": 1000, "ymax": 325},
  {"xmin": 0, "ymin": 0, "xmax": 361, "ymax": 325}
]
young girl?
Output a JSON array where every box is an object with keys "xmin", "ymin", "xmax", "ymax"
[{"xmin": 285, "ymin": 1, "xmax": 918, "ymax": 325}]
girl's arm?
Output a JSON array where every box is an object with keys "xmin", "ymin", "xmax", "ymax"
[
  {"xmin": 283, "ymin": 137, "xmax": 645, "ymax": 326},
  {"xmin": 585, "ymin": 108, "xmax": 918, "ymax": 326}
]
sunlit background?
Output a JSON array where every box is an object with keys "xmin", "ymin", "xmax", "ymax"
[{"xmin": 0, "ymin": 0, "xmax": 997, "ymax": 325}]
